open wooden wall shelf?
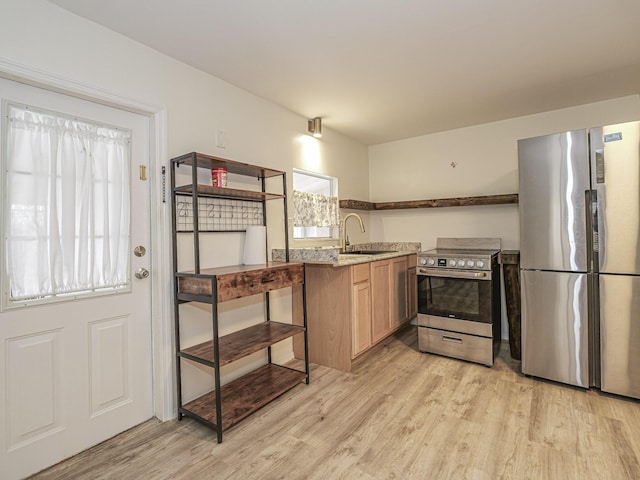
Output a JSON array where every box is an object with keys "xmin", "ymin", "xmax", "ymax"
[{"xmin": 340, "ymin": 193, "xmax": 518, "ymax": 211}]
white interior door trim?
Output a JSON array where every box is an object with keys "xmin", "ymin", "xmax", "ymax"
[{"xmin": 0, "ymin": 56, "xmax": 175, "ymax": 422}]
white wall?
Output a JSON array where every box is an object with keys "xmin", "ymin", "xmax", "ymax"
[
  {"xmin": 368, "ymin": 95, "xmax": 640, "ymax": 340},
  {"xmin": 0, "ymin": 1, "xmax": 368, "ymax": 405},
  {"xmin": 291, "ymin": 126, "xmax": 370, "ymax": 247},
  {"xmin": 368, "ymin": 95, "xmax": 640, "ymax": 250}
]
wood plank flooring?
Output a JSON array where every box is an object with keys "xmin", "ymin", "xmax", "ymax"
[{"xmin": 29, "ymin": 326, "xmax": 640, "ymax": 480}]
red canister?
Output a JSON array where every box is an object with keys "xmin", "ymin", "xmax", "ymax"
[{"xmin": 211, "ymin": 167, "xmax": 227, "ymax": 187}]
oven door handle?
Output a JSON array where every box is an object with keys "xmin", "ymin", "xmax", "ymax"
[{"xmin": 418, "ymin": 268, "xmax": 488, "ymax": 279}]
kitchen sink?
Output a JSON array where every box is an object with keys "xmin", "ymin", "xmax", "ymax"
[{"xmin": 341, "ymin": 250, "xmax": 397, "ymax": 255}]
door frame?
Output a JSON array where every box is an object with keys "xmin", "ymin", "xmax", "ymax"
[{"xmin": 0, "ymin": 57, "xmax": 175, "ymax": 422}]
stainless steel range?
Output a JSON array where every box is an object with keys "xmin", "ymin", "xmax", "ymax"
[{"xmin": 417, "ymin": 238, "xmax": 501, "ymax": 366}]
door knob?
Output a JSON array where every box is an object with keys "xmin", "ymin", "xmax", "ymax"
[{"xmin": 135, "ymin": 268, "xmax": 150, "ymax": 279}]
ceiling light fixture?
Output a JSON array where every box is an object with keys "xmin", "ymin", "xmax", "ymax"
[{"xmin": 307, "ymin": 117, "xmax": 322, "ymax": 138}]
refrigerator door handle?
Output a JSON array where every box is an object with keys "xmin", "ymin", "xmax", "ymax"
[
  {"xmin": 585, "ymin": 189, "xmax": 599, "ymax": 272},
  {"xmin": 591, "ymin": 190, "xmax": 599, "ymax": 255},
  {"xmin": 585, "ymin": 188, "xmax": 601, "ymax": 387},
  {"xmin": 594, "ymin": 149, "xmax": 605, "ymax": 184}
]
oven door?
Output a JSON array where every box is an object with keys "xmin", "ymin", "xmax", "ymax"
[{"xmin": 417, "ymin": 268, "xmax": 493, "ymax": 323}]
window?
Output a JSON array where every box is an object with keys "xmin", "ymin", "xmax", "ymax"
[
  {"xmin": 292, "ymin": 169, "xmax": 339, "ymax": 239},
  {"xmin": 2, "ymin": 103, "xmax": 131, "ymax": 306}
]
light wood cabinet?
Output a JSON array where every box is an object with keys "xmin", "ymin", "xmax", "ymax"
[
  {"xmin": 371, "ymin": 259, "xmax": 392, "ymax": 343},
  {"xmin": 408, "ymin": 266, "xmax": 417, "ymax": 319},
  {"xmin": 298, "ymin": 253, "xmax": 415, "ymax": 372},
  {"xmin": 295, "ymin": 265, "xmax": 352, "ymax": 371},
  {"xmin": 351, "ymin": 263, "xmax": 372, "ymax": 357},
  {"xmin": 391, "ymin": 256, "xmax": 409, "ymax": 328},
  {"xmin": 371, "ymin": 256, "xmax": 410, "ymax": 341}
]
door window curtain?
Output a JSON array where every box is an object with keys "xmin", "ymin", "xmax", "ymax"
[{"xmin": 4, "ymin": 105, "xmax": 131, "ymax": 302}]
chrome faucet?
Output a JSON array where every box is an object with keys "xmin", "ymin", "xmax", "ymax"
[{"xmin": 341, "ymin": 213, "xmax": 365, "ymax": 252}]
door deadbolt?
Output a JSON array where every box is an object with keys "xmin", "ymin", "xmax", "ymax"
[
  {"xmin": 134, "ymin": 245, "xmax": 146, "ymax": 257},
  {"xmin": 135, "ymin": 268, "xmax": 150, "ymax": 279}
]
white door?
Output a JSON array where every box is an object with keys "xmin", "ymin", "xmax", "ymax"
[{"xmin": 0, "ymin": 78, "xmax": 153, "ymax": 479}]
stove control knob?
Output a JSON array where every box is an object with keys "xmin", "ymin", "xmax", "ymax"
[
  {"xmin": 427, "ymin": 258, "xmax": 435, "ymax": 266},
  {"xmin": 467, "ymin": 260, "xmax": 475, "ymax": 268},
  {"xmin": 476, "ymin": 260, "xmax": 485, "ymax": 269},
  {"xmin": 457, "ymin": 260, "xmax": 465, "ymax": 267},
  {"xmin": 419, "ymin": 257, "xmax": 428, "ymax": 265},
  {"xmin": 449, "ymin": 259, "xmax": 457, "ymax": 267}
]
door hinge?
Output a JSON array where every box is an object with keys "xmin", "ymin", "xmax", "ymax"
[{"xmin": 139, "ymin": 165, "xmax": 147, "ymax": 181}]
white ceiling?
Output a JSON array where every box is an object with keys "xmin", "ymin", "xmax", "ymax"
[{"xmin": 49, "ymin": 0, "xmax": 640, "ymax": 145}]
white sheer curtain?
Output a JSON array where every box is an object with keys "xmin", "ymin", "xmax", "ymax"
[{"xmin": 5, "ymin": 105, "xmax": 131, "ymax": 302}]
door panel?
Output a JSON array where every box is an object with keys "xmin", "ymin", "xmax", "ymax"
[
  {"xmin": 6, "ymin": 330, "xmax": 64, "ymax": 450},
  {"xmin": 352, "ymin": 281, "xmax": 371, "ymax": 357},
  {"xmin": 599, "ymin": 274, "xmax": 640, "ymax": 399},
  {"xmin": 518, "ymin": 130, "xmax": 590, "ymax": 271},
  {"xmin": 89, "ymin": 316, "xmax": 132, "ymax": 416},
  {"xmin": 408, "ymin": 267, "xmax": 417, "ymax": 319},
  {"xmin": 590, "ymin": 122, "xmax": 640, "ymax": 275},
  {"xmin": 391, "ymin": 256, "xmax": 408, "ymax": 327},
  {"xmin": 371, "ymin": 260, "xmax": 391, "ymax": 342},
  {"xmin": 0, "ymin": 78, "xmax": 152, "ymax": 479},
  {"xmin": 521, "ymin": 270, "xmax": 589, "ymax": 388}
]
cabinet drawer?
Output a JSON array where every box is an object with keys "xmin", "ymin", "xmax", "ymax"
[
  {"xmin": 406, "ymin": 253, "xmax": 417, "ymax": 268},
  {"xmin": 217, "ymin": 264, "xmax": 304, "ymax": 301},
  {"xmin": 352, "ymin": 263, "xmax": 370, "ymax": 284},
  {"xmin": 178, "ymin": 264, "xmax": 304, "ymax": 302},
  {"xmin": 418, "ymin": 327, "xmax": 493, "ymax": 366}
]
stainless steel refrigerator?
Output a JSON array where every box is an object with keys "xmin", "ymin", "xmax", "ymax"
[{"xmin": 518, "ymin": 120, "xmax": 640, "ymax": 399}]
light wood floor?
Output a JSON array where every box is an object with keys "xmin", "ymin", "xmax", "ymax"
[{"xmin": 30, "ymin": 326, "xmax": 640, "ymax": 480}]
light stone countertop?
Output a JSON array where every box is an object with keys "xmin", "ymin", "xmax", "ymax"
[{"xmin": 272, "ymin": 242, "xmax": 421, "ymax": 266}]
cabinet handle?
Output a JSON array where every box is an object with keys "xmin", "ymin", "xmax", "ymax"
[{"xmin": 442, "ymin": 335, "xmax": 463, "ymax": 344}]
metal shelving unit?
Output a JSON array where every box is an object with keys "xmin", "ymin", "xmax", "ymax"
[{"xmin": 170, "ymin": 152, "xmax": 309, "ymax": 443}]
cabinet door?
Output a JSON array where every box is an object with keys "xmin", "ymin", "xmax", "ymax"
[
  {"xmin": 391, "ymin": 256, "xmax": 408, "ymax": 327},
  {"xmin": 371, "ymin": 259, "xmax": 391, "ymax": 342},
  {"xmin": 408, "ymin": 266, "xmax": 417, "ymax": 319},
  {"xmin": 352, "ymin": 281, "xmax": 372, "ymax": 357}
]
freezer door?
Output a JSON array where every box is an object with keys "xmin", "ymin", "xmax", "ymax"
[
  {"xmin": 521, "ymin": 270, "xmax": 589, "ymax": 387},
  {"xmin": 590, "ymin": 121, "xmax": 640, "ymax": 275},
  {"xmin": 518, "ymin": 130, "xmax": 590, "ymax": 272},
  {"xmin": 599, "ymin": 274, "xmax": 640, "ymax": 399}
]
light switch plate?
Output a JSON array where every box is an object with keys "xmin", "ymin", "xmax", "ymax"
[{"xmin": 216, "ymin": 129, "xmax": 229, "ymax": 149}]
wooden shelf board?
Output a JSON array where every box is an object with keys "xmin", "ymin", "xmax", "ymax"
[
  {"xmin": 180, "ymin": 322, "xmax": 305, "ymax": 367},
  {"xmin": 181, "ymin": 363, "xmax": 307, "ymax": 431},
  {"xmin": 340, "ymin": 193, "xmax": 518, "ymax": 211},
  {"xmin": 177, "ymin": 261, "xmax": 299, "ymax": 277},
  {"xmin": 172, "ymin": 152, "xmax": 285, "ymax": 178},
  {"xmin": 174, "ymin": 184, "xmax": 284, "ymax": 201},
  {"xmin": 176, "ymin": 292, "xmax": 214, "ymax": 304},
  {"xmin": 339, "ymin": 199, "xmax": 376, "ymax": 210}
]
